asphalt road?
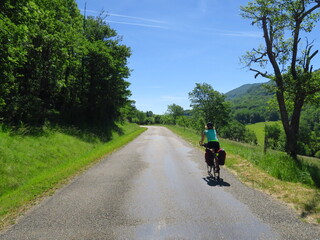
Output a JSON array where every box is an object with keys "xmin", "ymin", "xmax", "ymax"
[{"xmin": 1, "ymin": 126, "xmax": 320, "ymax": 240}]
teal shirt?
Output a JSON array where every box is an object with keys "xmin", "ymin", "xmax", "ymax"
[{"xmin": 204, "ymin": 129, "xmax": 218, "ymax": 142}]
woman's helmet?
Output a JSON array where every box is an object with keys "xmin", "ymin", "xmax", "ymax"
[{"xmin": 207, "ymin": 122, "xmax": 213, "ymax": 128}]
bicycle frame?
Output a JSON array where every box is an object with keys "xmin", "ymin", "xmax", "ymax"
[{"xmin": 201, "ymin": 143, "xmax": 220, "ymax": 180}]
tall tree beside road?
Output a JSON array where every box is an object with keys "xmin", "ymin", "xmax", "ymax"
[
  {"xmin": 241, "ymin": 0, "xmax": 320, "ymax": 159},
  {"xmin": 0, "ymin": 0, "xmax": 132, "ymax": 128},
  {"xmin": 166, "ymin": 104, "xmax": 184, "ymax": 123},
  {"xmin": 188, "ymin": 83, "xmax": 230, "ymax": 129},
  {"xmin": 0, "ymin": 0, "xmax": 83, "ymax": 125},
  {"xmin": 79, "ymin": 16, "xmax": 131, "ymax": 127}
]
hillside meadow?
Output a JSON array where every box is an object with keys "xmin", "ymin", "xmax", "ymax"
[
  {"xmin": 0, "ymin": 123, "xmax": 146, "ymax": 230},
  {"xmin": 246, "ymin": 121, "xmax": 282, "ymax": 146}
]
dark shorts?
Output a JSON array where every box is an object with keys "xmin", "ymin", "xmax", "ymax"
[{"xmin": 206, "ymin": 141, "xmax": 220, "ymax": 152}]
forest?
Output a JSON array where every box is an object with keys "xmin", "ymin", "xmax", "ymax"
[{"xmin": 0, "ymin": 0, "xmax": 131, "ymax": 135}]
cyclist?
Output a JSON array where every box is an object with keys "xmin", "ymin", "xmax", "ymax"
[{"xmin": 199, "ymin": 122, "xmax": 220, "ymax": 179}]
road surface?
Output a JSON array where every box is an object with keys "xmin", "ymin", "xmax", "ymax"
[{"xmin": 1, "ymin": 126, "xmax": 319, "ymax": 240}]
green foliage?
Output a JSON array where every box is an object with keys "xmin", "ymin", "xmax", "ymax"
[
  {"xmin": 265, "ymin": 123, "xmax": 285, "ymax": 150},
  {"xmin": 125, "ymin": 105, "xmax": 162, "ymax": 125},
  {"xmin": 248, "ymin": 119, "xmax": 320, "ymax": 158},
  {"xmin": 189, "ymin": 82, "xmax": 231, "ymax": 129},
  {"xmin": 159, "ymin": 114, "xmax": 174, "ymax": 125},
  {"xmin": 0, "ymin": 0, "xmax": 131, "ymax": 129},
  {"xmin": 220, "ymin": 120, "xmax": 258, "ymax": 144},
  {"xmin": 176, "ymin": 116, "xmax": 192, "ymax": 129},
  {"xmin": 160, "ymin": 83, "xmax": 257, "ymax": 143},
  {"xmin": 241, "ymin": 0, "xmax": 320, "ymax": 158},
  {"xmin": 298, "ymin": 105, "xmax": 320, "ymax": 156},
  {"xmin": 166, "ymin": 104, "xmax": 184, "ymax": 123}
]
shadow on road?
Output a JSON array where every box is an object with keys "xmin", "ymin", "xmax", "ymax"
[{"xmin": 202, "ymin": 177, "xmax": 231, "ymax": 187}]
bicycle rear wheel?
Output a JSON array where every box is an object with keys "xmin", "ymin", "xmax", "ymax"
[{"xmin": 213, "ymin": 155, "xmax": 220, "ymax": 181}]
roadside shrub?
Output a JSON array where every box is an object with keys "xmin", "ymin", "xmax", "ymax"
[
  {"xmin": 265, "ymin": 124, "xmax": 286, "ymax": 151},
  {"xmin": 220, "ymin": 120, "xmax": 257, "ymax": 144},
  {"xmin": 244, "ymin": 128, "xmax": 258, "ymax": 145}
]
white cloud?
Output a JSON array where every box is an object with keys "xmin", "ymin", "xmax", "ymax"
[
  {"xmin": 108, "ymin": 20, "xmax": 167, "ymax": 29},
  {"xmin": 218, "ymin": 30, "xmax": 262, "ymax": 38},
  {"xmin": 81, "ymin": 8, "xmax": 259, "ymax": 38},
  {"xmin": 191, "ymin": 25, "xmax": 260, "ymax": 38},
  {"xmin": 109, "ymin": 13, "xmax": 167, "ymax": 24},
  {"xmin": 79, "ymin": 8, "xmax": 168, "ymax": 29}
]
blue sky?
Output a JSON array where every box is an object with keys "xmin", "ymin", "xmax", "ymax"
[{"xmin": 75, "ymin": 0, "xmax": 320, "ymax": 114}]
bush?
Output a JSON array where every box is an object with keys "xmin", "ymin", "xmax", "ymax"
[
  {"xmin": 220, "ymin": 120, "xmax": 257, "ymax": 144},
  {"xmin": 265, "ymin": 123, "xmax": 286, "ymax": 151}
]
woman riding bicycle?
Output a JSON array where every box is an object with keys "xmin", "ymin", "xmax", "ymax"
[{"xmin": 199, "ymin": 122, "xmax": 220, "ymax": 179}]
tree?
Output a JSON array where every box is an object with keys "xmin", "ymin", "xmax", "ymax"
[
  {"xmin": 134, "ymin": 111, "xmax": 147, "ymax": 124},
  {"xmin": 160, "ymin": 114, "xmax": 175, "ymax": 125},
  {"xmin": 0, "ymin": 0, "xmax": 84, "ymax": 125},
  {"xmin": 146, "ymin": 111, "xmax": 154, "ymax": 117},
  {"xmin": 0, "ymin": 1, "xmax": 132, "ymax": 130},
  {"xmin": 81, "ymin": 16, "xmax": 131, "ymax": 127},
  {"xmin": 176, "ymin": 116, "xmax": 192, "ymax": 129},
  {"xmin": 219, "ymin": 120, "xmax": 257, "ymax": 144},
  {"xmin": 241, "ymin": 0, "xmax": 320, "ymax": 159},
  {"xmin": 188, "ymin": 83, "xmax": 230, "ymax": 129},
  {"xmin": 166, "ymin": 104, "xmax": 184, "ymax": 123},
  {"xmin": 299, "ymin": 104, "xmax": 320, "ymax": 156},
  {"xmin": 265, "ymin": 124, "xmax": 284, "ymax": 151}
]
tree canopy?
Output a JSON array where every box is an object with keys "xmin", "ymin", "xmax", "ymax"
[
  {"xmin": 0, "ymin": 0, "xmax": 132, "ymax": 130},
  {"xmin": 241, "ymin": 0, "xmax": 320, "ymax": 158},
  {"xmin": 189, "ymin": 83, "xmax": 230, "ymax": 129}
]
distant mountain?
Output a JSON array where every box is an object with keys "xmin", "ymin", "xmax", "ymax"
[
  {"xmin": 224, "ymin": 81, "xmax": 279, "ymax": 123},
  {"xmin": 225, "ymin": 83, "xmax": 264, "ymax": 101}
]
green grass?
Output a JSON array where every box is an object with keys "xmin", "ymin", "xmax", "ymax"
[
  {"xmin": 166, "ymin": 124, "xmax": 318, "ymax": 187},
  {"xmin": 246, "ymin": 121, "xmax": 282, "ymax": 146},
  {"xmin": 0, "ymin": 122, "xmax": 146, "ymax": 229},
  {"xmin": 245, "ymin": 121, "xmax": 320, "ymax": 187},
  {"xmin": 165, "ymin": 124, "xmax": 320, "ymax": 223}
]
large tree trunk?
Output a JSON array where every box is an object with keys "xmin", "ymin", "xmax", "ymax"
[
  {"xmin": 275, "ymin": 91, "xmax": 297, "ymax": 159},
  {"xmin": 286, "ymin": 128, "xmax": 298, "ymax": 159},
  {"xmin": 261, "ymin": 15, "xmax": 303, "ymax": 161},
  {"xmin": 277, "ymin": 89, "xmax": 305, "ymax": 160}
]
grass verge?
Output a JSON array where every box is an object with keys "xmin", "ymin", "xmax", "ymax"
[
  {"xmin": 165, "ymin": 125, "xmax": 320, "ymax": 224},
  {"xmin": 0, "ymin": 122, "xmax": 146, "ymax": 230}
]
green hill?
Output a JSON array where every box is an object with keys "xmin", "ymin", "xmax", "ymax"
[
  {"xmin": 225, "ymin": 83, "xmax": 263, "ymax": 101},
  {"xmin": 225, "ymin": 81, "xmax": 279, "ymax": 124}
]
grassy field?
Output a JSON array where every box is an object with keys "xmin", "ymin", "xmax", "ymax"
[
  {"xmin": 246, "ymin": 121, "xmax": 282, "ymax": 146},
  {"xmin": 246, "ymin": 121, "xmax": 320, "ymax": 172},
  {"xmin": 0, "ymin": 122, "xmax": 146, "ymax": 230},
  {"xmin": 165, "ymin": 125, "xmax": 320, "ymax": 224}
]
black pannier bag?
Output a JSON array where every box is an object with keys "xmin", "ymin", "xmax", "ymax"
[
  {"xmin": 217, "ymin": 148, "xmax": 226, "ymax": 165},
  {"xmin": 205, "ymin": 149, "xmax": 214, "ymax": 166}
]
